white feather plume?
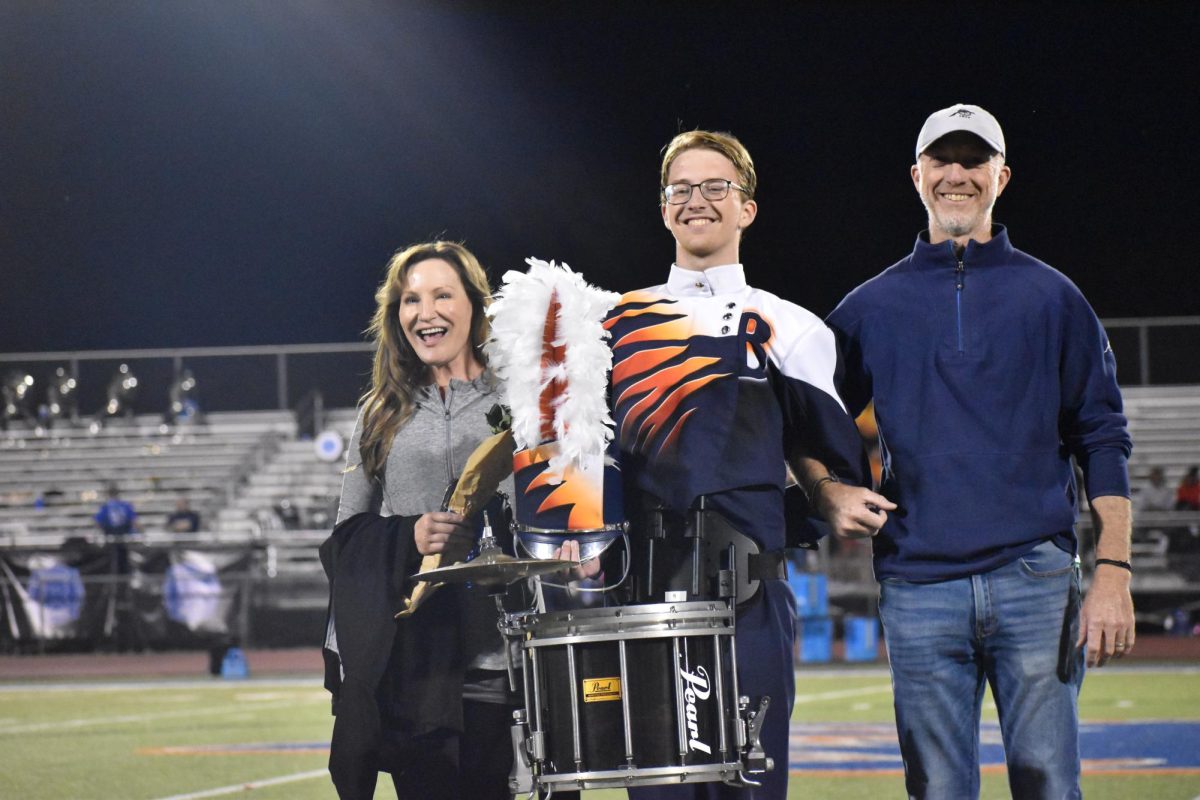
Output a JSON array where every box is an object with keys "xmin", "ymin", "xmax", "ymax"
[{"xmin": 486, "ymin": 258, "xmax": 620, "ymax": 479}]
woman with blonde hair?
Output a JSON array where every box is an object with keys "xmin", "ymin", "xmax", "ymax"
[{"xmin": 325, "ymin": 240, "xmax": 518, "ymax": 800}]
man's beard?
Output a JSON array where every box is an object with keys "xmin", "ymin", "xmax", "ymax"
[{"xmin": 926, "ymin": 200, "xmax": 994, "ymax": 239}]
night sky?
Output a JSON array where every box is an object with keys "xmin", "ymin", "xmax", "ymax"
[{"xmin": 2, "ymin": 2, "xmax": 1197, "ymax": 358}]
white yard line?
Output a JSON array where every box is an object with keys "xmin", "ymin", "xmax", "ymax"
[
  {"xmin": 0, "ymin": 696, "xmax": 322, "ymax": 735},
  {"xmin": 151, "ymin": 769, "xmax": 328, "ymax": 800},
  {"xmin": 793, "ymin": 684, "xmax": 892, "ymax": 704},
  {"xmin": 0, "ymin": 677, "xmax": 320, "ymax": 693}
]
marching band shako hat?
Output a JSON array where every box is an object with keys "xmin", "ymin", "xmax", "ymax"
[
  {"xmin": 915, "ymin": 103, "xmax": 1005, "ymax": 159},
  {"xmin": 511, "ymin": 439, "xmax": 625, "ymax": 561},
  {"xmin": 485, "ymin": 258, "xmax": 624, "ymax": 563}
]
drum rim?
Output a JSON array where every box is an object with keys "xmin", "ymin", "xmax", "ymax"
[
  {"xmin": 535, "ymin": 761, "xmax": 744, "ymax": 788},
  {"xmin": 520, "ymin": 600, "xmax": 735, "ymax": 640},
  {"xmin": 514, "ymin": 522, "xmax": 629, "ymax": 535},
  {"xmin": 524, "ymin": 626, "xmax": 733, "ymax": 646}
]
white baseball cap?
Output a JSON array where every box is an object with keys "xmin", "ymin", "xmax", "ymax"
[{"xmin": 915, "ymin": 104, "xmax": 1005, "ymax": 159}]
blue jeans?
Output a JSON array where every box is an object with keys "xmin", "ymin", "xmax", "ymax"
[{"xmin": 879, "ymin": 540, "xmax": 1084, "ymax": 800}]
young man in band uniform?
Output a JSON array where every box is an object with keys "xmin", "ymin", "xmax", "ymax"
[{"xmin": 603, "ymin": 130, "xmax": 890, "ymax": 799}]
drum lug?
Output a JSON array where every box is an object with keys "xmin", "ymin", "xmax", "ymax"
[{"xmin": 529, "ymin": 730, "xmax": 544, "ymax": 760}]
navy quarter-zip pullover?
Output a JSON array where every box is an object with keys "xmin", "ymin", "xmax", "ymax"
[{"xmin": 827, "ymin": 226, "xmax": 1131, "ymax": 582}]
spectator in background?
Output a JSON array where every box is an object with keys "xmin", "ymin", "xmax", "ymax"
[
  {"xmin": 95, "ymin": 484, "xmax": 139, "ymax": 538},
  {"xmin": 1136, "ymin": 466, "xmax": 1175, "ymax": 512},
  {"xmin": 95, "ymin": 484, "xmax": 140, "ymax": 575},
  {"xmin": 95, "ymin": 484, "xmax": 142, "ymax": 652},
  {"xmin": 1176, "ymin": 466, "xmax": 1200, "ymax": 511},
  {"xmin": 166, "ymin": 497, "xmax": 201, "ymax": 533}
]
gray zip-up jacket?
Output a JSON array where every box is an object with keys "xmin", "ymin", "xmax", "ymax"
[
  {"xmin": 338, "ymin": 372, "xmax": 513, "ymax": 522},
  {"xmin": 336, "ymin": 371, "xmax": 515, "ymax": 673}
]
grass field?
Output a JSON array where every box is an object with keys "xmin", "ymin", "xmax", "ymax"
[{"xmin": 1, "ymin": 668, "xmax": 1198, "ymax": 799}]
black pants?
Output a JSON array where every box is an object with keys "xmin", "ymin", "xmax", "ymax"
[{"xmin": 389, "ymin": 699, "xmax": 516, "ymax": 800}]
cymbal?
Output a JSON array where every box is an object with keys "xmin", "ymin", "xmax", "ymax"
[{"xmin": 412, "ymin": 551, "xmax": 578, "ymax": 586}]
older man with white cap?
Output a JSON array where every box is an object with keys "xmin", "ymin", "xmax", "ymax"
[{"xmin": 807, "ymin": 104, "xmax": 1136, "ymax": 798}]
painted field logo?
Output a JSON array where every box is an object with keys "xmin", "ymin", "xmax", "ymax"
[
  {"xmin": 582, "ymin": 677, "xmax": 621, "ymax": 703},
  {"xmin": 680, "ymin": 663, "xmax": 712, "ymax": 754}
]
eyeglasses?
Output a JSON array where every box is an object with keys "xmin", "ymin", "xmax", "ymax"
[{"xmin": 661, "ymin": 178, "xmax": 749, "ymax": 205}]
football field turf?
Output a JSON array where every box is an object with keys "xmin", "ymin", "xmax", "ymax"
[{"xmin": 1, "ymin": 667, "xmax": 1197, "ymax": 799}]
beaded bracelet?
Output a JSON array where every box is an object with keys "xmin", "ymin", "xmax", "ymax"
[
  {"xmin": 1095, "ymin": 558, "xmax": 1132, "ymax": 572},
  {"xmin": 805, "ymin": 474, "xmax": 840, "ymax": 503}
]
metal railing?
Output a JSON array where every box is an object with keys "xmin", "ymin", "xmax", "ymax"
[
  {"xmin": 1102, "ymin": 316, "xmax": 1200, "ymax": 386},
  {"xmin": 0, "ymin": 342, "xmax": 374, "ymax": 417},
  {"xmin": 0, "ymin": 315, "xmax": 1196, "ymax": 423}
]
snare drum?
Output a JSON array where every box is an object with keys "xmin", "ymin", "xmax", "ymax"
[{"xmin": 515, "ymin": 600, "xmax": 745, "ymax": 791}]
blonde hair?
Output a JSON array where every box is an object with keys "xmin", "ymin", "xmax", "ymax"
[
  {"xmin": 358, "ymin": 241, "xmax": 492, "ymax": 479},
  {"xmin": 660, "ymin": 130, "xmax": 757, "ymax": 203}
]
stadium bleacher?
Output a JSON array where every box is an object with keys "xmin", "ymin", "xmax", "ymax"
[
  {"xmin": 1, "ymin": 384, "xmax": 1197, "ymax": 644},
  {"xmin": 215, "ymin": 407, "xmax": 355, "ymax": 535},
  {"xmin": 1124, "ymin": 385, "xmax": 1200, "ymax": 483},
  {"xmin": 0, "ymin": 412, "xmax": 292, "ymax": 545}
]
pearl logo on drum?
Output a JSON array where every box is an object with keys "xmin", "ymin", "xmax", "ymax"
[
  {"xmin": 680, "ymin": 663, "xmax": 713, "ymax": 754},
  {"xmin": 582, "ymin": 677, "xmax": 622, "ymax": 703}
]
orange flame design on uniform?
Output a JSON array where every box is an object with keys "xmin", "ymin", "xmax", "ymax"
[{"xmin": 607, "ymin": 293, "xmax": 736, "ymax": 459}]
